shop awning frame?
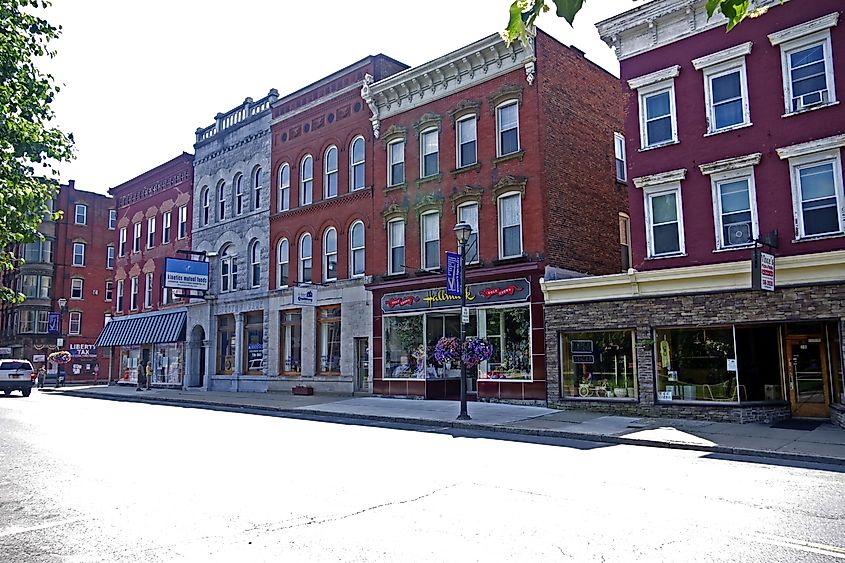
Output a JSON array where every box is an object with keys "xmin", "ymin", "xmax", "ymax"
[{"xmin": 95, "ymin": 309, "xmax": 187, "ymax": 347}]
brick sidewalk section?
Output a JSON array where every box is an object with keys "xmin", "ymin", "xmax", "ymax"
[{"xmin": 41, "ymin": 385, "xmax": 845, "ymax": 467}]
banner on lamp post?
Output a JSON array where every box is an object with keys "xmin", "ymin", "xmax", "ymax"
[{"xmin": 445, "ymin": 251, "xmax": 461, "ymax": 297}]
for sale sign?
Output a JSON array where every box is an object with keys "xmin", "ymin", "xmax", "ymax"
[{"xmin": 752, "ymin": 249, "xmax": 775, "ymax": 292}]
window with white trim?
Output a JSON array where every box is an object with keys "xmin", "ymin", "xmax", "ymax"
[
  {"xmin": 68, "ymin": 312, "xmax": 81, "ymax": 335},
  {"xmin": 70, "ymin": 278, "xmax": 83, "ymax": 300},
  {"xmin": 74, "ymin": 204, "xmax": 87, "ymax": 225},
  {"xmin": 235, "ymin": 174, "xmax": 244, "ymax": 215},
  {"xmin": 300, "ymin": 155, "xmax": 313, "ymax": 206},
  {"xmin": 218, "ymin": 182, "xmax": 226, "ymax": 220},
  {"xmin": 614, "ymin": 133, "xmax": 627, "ymax": 182},
  {"xmin": 130, "ymin": 276, "xmax": 138, "ymax": 310},
  {"xmin": 324, "ymin": 146, "xmax": 338, "ymax": 198},
  {"xmin": 178, "ymin": 206, "xmax": 187, "ymax": 239},
  {"xmin": 457, "ymin": 203, "xmax": 479, "ymax": 264},
  {"xmin": 144, "ymin": 272, "xmax": 153, "ymax": 308},
  {"xmin": 641, "ymin": 85, "xmax": 676, "ymax": 148},
  {"xmin": 116, "ymin": 279, "xmax": 124, "ymax": 312},
  {"xmin": 72, "ymin": 242, "xmax": 86, "ymax": 266},
  {"xmin": 497, "ymin": 193, "xmax": 522, "ymax": 259},
  {"xmin": 299, "ymin": 233, "xmax": 312, "ymax": 283},
  {"xmin": 711, "ymin": 172, "xmax": 758, "ymax": 249},
  {"xmin": 220, "ymin": 245, "xmax": 238, "ymax": 292},
  {"xmin": 118, "ymin": 227, "xmax": 127, "ymax": 257},
  {"xmin": 276, "ymin": 238, "xmax": 289, "ymax": 288},
  {"xmin": 249, "ymin": 240, "xmax": 261, "ymax": 288},
  {"xmin": 790, "ymin": 152, "xmax": 844, "ymax": 238},
  {"xmin": 692, "ymin": 43, "xmax": 753, "ymax": 134},
  {"xmin": 108, "ymin": 209, "xmax": 116, "ymax": 230},
  {"xmin": 146, "ymin": 216, "xmax": 156, "ymax": 248},
  {"xmin": 106, "ymin": 245, "xmax": 114, "ymax": 269},
  {"xmin": 133, "ymin": 222, "xmax": 141, "ymax": 253},
  {"xmin": 420, "ymin": 211, "xmax": 440, "ymax": 270},
  {"xmin": 644, "ymin": 183, "xmax": 685, "ymax": 257},
  {"xmin": 253, "ymin": 167, "xmax": 262, "ymax": 209},
  {"xmin": 350, "ymin": 221, "xmax": 365, "ymax": 277},
  {"xmin": 278, "ymin": 163, "xmax": 290, "ymax": 212},
  {"xmin": 496, "ymin": 102, "xmax": 520, "ymax": 157},
  {"xmin": 105, "ymin": 280, "xmax": 113, "ymax": 302},
  {"xmin": 457, "ymin": 116, "xmax": 477, "ymax": 168},
  {"xmin": 619, "ymin": 213, "xmax": 632, "ymax": 271},
  {"xmin": 162, "ymin": 211, "xmax": 171, "ymax": 244},
  {"xmin": 323, "ymin": 227, "xmax": 337, "ymax": 281},
  {"xmin": 387, "ymin": 219, "xmax": 404, "ymax": 275},
  {"xmin": 388, "ymin": 140, "xmax": 405, "ymax": 186},
  {"xmin": 420, "ymin": 129, "xmax": 439, "ymax": 178},
  {"xmin": 350, "ymin": 136, "xmax": 365, "ymax": 191},
  {"xmin": 200, "ymin": 187, "xmax": 209, "ymax": 226}
]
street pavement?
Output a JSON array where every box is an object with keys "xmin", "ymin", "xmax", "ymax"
[{"xmin": 42, "ymin": 384, "xmax": 845, "ymax": 466}]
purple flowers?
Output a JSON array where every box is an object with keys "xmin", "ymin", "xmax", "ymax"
[
  {"xmin": 434, "ymin": 337, "xmax": 460, "ymax": 364},
  {"xmin": 434, "ymin": 336, "xmax": 492, "ymax": 368}
]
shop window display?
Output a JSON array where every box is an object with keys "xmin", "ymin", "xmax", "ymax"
[
  {"xmin": 384, "ymin": 316, "xmax": 424, "ymax": 378},
  {"xmin": 120, "ymin": 347, "xmax": 141, "ymax": 384},
  {"xmin": 561, "ymin": 330, "xmax": 635, "ymax": 398},
  {"xmin": 154, "ymin": 343, "xmax": 183, "ymax": 385},
  {"xmin": 317, "ymin": 306, "xmax": 341, "ymax": 374},
  {"xmin": 217, "ymin": 315, "xmax": 235, "ymax": 375},
  {"xmin": 280, "ymin": 310, "xmax": 302, "ymax": 375},
  {"xmin": 244, "ymin": 312, "xmax": 264, "ymax": 375},
  {"xmin": 480, "ymin": 307, "xmax": 531, "ymax": 381}
]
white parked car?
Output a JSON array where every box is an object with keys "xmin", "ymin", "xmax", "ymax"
[{"xmin": 0, "ymin": 359, "xmax": 35, "ymax": 397}]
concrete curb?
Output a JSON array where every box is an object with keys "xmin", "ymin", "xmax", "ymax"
[{"xmin": 53, "ymin": 389, "xmax": 845, "ymax": 468}]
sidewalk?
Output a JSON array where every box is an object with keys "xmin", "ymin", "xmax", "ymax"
[{"xmin": 42, "ymin": 385, "xmax": 845, "ymax": 467}]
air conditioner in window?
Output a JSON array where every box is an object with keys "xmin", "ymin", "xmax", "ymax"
[
  {"xmin": 794, "ymin": 89, "xmax": 829, "ymax": 111},
  {"xmin": 725, "ymin": 222, "xmax": 752, "ymax": 247}
]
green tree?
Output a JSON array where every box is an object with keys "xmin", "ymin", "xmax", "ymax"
[
  {"xmin": 504, "ymin": 0, "xmax": 760, "ymax": 46},
  {"xmin": 0, "ymin": 0, "xmax": 74, "ymax": 303}
]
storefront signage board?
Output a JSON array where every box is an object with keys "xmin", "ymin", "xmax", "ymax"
[
  {"xmin": 164, "ymin": 258, "xmax": 210, "ymax": 291},
  {"xmin": 751, "ymin": 250, "xmax": 775, "ymax": 292},
  {"xmin": 47, "ymin": 312, "xmax": 60, "ymax": 334},
  {"xmin": 381, "ymin": 278, "xmax": 531, "ymax": 313},
  {"xmin": 70, "ymin": 344, "xmax": 97, "ymax": 358},
  {"xmin": 445, "ymin": 252, "xmax": 461, "ymax": 297},
  {"xmin": 293, "ymin": 286, "xmax": 317, "ymax": 307}
]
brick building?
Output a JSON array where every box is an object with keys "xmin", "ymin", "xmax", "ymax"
[
  {"xmin": 362, "ymin": 30, "xmax": 626, "ymax": 402},
  {"xmin": 0, "ymin": 180, "xmax": 113, "ymax": 382},
  {"xmin": 266, "ymin": 55, "xmax": 407, "ymax": 394},
  {"xmin": 544, "ymin": 0, "xmax": 845, "ymax": 426},
  {"xmin": 95, "ymin": 153, "xmax": 194, "ymax": 387}
]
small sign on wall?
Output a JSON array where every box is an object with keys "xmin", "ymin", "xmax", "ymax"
[{"xmin": 752, "ymin": 249, "xmax": 775, "ymax": 292}]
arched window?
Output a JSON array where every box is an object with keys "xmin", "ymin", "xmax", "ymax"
[
  {"xmin": 349, "ymin": 220, "xmax": 365, "ymax": 277},
  {"xmin": 277, "ymin": 163, "xmax": 290, "ymax": 212},
  {"xmin": 220, "ymin": 244, "xmax": 238, "ymax": 292},
  {"xmin": 350, "ymin": 136, "xmax": 365, "ymax": 191},
  {"xmin": 276, "ymin": 238, "xmax": 289, "ymax": 288},
  {"xmin": 299, "ymin": 233, "xmax": 312, "ymax": 283},
  {"xmin": 324, "ymin": 146, "xmax": 338, "ymax": 199},
  {"xmin": 200, "ymin": 187, "xmax": 210, "ymax": 226},
  {"xmin": 323, "ymin": 227, "xmax": 337, "ymax": 281},
  {"xmin": 300, "ymin": 155, "xmax": 313, "ymax": 206},
  {"xmin": 249, "ymin": 240, "xmax": 261, "ymax": 288},
  {"xmin": 235, "ymin": 174, "xmax": 244, "ymax": 215},
  {"xmin": 217, "ymin": 182, "xmax": 226, "ymax": 220},
  {"xmin": 253, "ymin": 167, "xmax": 262, "ymax": 209}
]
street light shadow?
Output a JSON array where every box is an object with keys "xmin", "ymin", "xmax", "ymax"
[{"xmin": 700, "ymin": 452, "xmax": 845, "ymax": 473}]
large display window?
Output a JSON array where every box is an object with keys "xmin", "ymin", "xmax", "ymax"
[
  {"xmin": 217, "ymin": 314, "xmax": 235, "ymax": 375},
  {"xmin": 154, "ymin": 343, "xmax": 183, "ymax": 385},
  {"xmin": 120, "ymin": 346, "xmax": 140, "ymax": 384},
  {"xmin": 479, "ymin": 307, "xmax": 531, "ymax": 381},
  {"xmin": 561, "ymin": 330, "xmax": 636, "ymax": 399},
  {"xmin": 317, "ymin": 305, "xmax": 341, "ymax": 374},
  {"xmin": 384, "ymin": 315, "xmax": 424, "ymax": 379},
  {"xmin": 244, "ymin": 311, "xmax": 264, "ymax": 375},
  {"xmin": 280, "ymin": 310, "xmax": 302, "ymax": 375}
]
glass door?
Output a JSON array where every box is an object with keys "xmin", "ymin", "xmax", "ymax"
[{"xmin": 786, "ymin": 336, "xmax": 830, "ymax": 417}]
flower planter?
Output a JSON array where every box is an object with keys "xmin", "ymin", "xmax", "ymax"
[{"xmin": 292, "ymin": 385, "xmax": 314, "ymax": 396}]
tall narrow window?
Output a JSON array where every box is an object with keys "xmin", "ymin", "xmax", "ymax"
[
  {"xmin": 220, "ymin": 245, "xmax": 238, "ymax": 292},
  {"xmin": 457, "ymin": 116, "xmax": 477, "ymax": 168},
  {"xmin": 162, "ymin": 211, "xmax": 171, "ymax": 244},
  {"xmin": 277, "ymin": 163, "xmax": 290, "ymax": 212},
  {"xmin": 218, "ymin": 182, "xmax": 226, "ymax": 220},
  {"xmin": 178, "ymin": 206, "xmax": 187, "ymax": 239},
  {"xmin": 421, "ymin": 212, "xmax": 440, "ymax": 270},
  {"xmin": 276, "ymin": 238, "xmax": 289, "ymax": 288},
  {"xmin": 108, "ymin": 209, "xmax": 116, "ymax": 230},
  {"xmin": 70, "ymin": 278, "xmax": 83, "ymax": 300},
  {"xmin": 72, "ymin": 242, "xmax": 86, "ymax": 266},
  {"xmin": 119, "ymin": 227, "xmax": 127, "ymax": 257},
  {"xmin": 235, "ymin": 174, "xmax": 244, "ymax": 215},
  {"xmin": 280, "ymin": 310, "xmax": 302, "ymax": 374},
  {"xmin": 300, "ymin": 155, "xmax": 313, "ymax": 206},
  {"xmin": 619, "ymin": 213, "xmax": 632, "ymax": 271},
  {"xmin": 253, "ymin": 167, "xmax": 262, "ymax": 209},
  {"xmin": 631, "ymin": 70, "xmax": 680, "ymax": 149},
  {"xmin": 201, "ymin": 188, "xmax": 209, "ymax": 226},
  {"xmin": 714, "ymin": 176, "xmax": 756, "ymax": 248},
  {"xmin": 324, "ymin": 146, "xmax": 338, "ymax": 198},
  {"xmin": 349, "ymin": 221, "xmax": 365, "ymax": 277},
  {"xmin": 130, "ymin": 276, "xmax": 138, "ymax": 311},
  {"xmin": 74, "ymin": 204, "xmax": 87, "ymax": 225},
  {"xmin": 317, "ymin": 305, "xmax": 341, "ymax": 374},
  {"xmin": 68, "ymin": 312, "xmax": 81, "ymax": 335},
  {"xmin": 105, "ymin": 281, "xmax": 113, "ymax": 302},
  {"xmin": 614, "ymin": 133, "xmax": 627, "ymax": 182},
  {"xmin": 388, "ymin": 140, "xmax": 405, "ymax": 186},
  {"xmin": 796, "ymin": 160, "xmax": 842, "ymax": 237},
  {"xmin": 350, "ymin": 136, "xmax": 365, "ymax": 191},
  {"xmin": 707, "ymin": 67, "xmax": 748, "ymax": 131},
  {"xmin": 323, "ymin": 227, "xmax": 337, "ymax": 281},
  {"xmin": 299, "ymin": 233, "xmax": 312, "ymax": 283},
  {"xmin": 420, "ymin": 129, "xmax": 439, "ymax": 178},
  {"xmin": 250, "ymin": 240, "xmax": 261, "ymax": 288},
  {"xmin": 458, "ymin": 203, "xmax": 479, "ymax": 264},
  {"xmin": 498, "ymin": 194, "xmax": 523, "ymax": 259},
  {"xmin": 387, "ymin": 219, "xmax": 405, "ymax": 275},
  {"xmin": 496, "ymin": 102, "xmax": 520, "ymax": 156},
  {"xmin": 645, "ymin": 185, "xmax": 685, "ymax": 257},
  {"xmin": 116, "ymin": 279, "xmax": 124, "ymax": 312},
  {"xmin": 144, "ymin": 272, "xmax": 153, "ymax": 308},
  {"xmin": 106, "ymin": 245, "xmax": 114, "ymax": 269},
  {"xmin": 133, "ymin": 223, "xmax": 141, "ymax": 253},
  {"xmin": 147, "ymin": 216, "xmax": 156, "ymax": 248}
]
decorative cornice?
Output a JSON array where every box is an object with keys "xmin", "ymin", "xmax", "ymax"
[
  {"xmin": 413, "ymin": 112, "xmax": 443, "ymax": 135},
  {"xmin": 776, "ymin": 134, "xmax": 845, "ymax": 160},
  {"xmin": 488, "ymin": 84, "xmax": 524, "ymax": 112},
  {"xmin": 382, "ymin": 203, "xmax": 408, "ymax": 226},
  {"xmin": 414, "ymin": 194, "xmax": 445, "ymax": 216},
  {"xmin": 691, "ymin": 42, "xmax": 753, "ymax": 70},
  {"xmin": 450, "ymin": 185, "xmax": 484, "ymax": 213},
  {"xmin": 492, "ymin": 175, "xmax": 527, "ymax": 201},
  {"xmin": 627, "ymin": 65, "xmax": 681, "ymax": 90},
  {"xmin": 768, "ymin": 12, "xmax": 839, "ymax": 46},
  {"xmin": 633, "ymin": 168, "xmax": 687, "ymax": 189},
  {"xmin": 381, "ymin": 124, "xmax": 406, "ymax": 146},
  {"xmin": 449, "ymin": 100, "xmax": 482, "ymax": 126},
  {"xmin": 699, "ymin": 153, "xmax": 762, "ymax": 176}
]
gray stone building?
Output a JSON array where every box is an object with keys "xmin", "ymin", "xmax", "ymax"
[{"xmin": 185, "ymin": 90, "xmax": 278, "ymax": 391}]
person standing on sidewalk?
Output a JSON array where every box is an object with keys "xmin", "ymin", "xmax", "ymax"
[
  {"xmin": 36, "ymin": 366, "xmax": 46, "ymax": 389},
  {"xmin": 136, "ymin": 361, "xmax": 146, "ymax": 391},
  {"xmin": 145, "ymin": 362, "xmax": 152, "ymax": 391}
]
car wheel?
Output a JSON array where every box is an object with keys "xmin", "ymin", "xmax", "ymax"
[
  {"xmin": 3, "ymin": 390, "xmax": 10, "ymax": 396},
  {"xmin": 21, "ymin": 388, "xmax": 31, "ymax": 397}
]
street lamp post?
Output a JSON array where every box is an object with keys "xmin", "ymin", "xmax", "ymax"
[
  {"xmin": 454, "ymin": 221, "xmax": 472, "ymax": 421},
  {"xmin": 57, "ymin": 297, "xmax": 67, "ymax": 387}
]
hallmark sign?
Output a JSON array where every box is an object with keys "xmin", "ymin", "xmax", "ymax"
[{"xmin": 381, "ymin": 278, "xmax": 530, "ymax": 313}]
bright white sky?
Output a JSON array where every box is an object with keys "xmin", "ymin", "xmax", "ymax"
[{"xmin": 44, "ymin": 0, "xmax": 639, "ymax": 194}]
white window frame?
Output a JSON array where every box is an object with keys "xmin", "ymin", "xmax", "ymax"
[
  {"xmin": 350, "ymin": 136, "xmax": 365, "ymax": 191},
  {"xmin": 116, "ymin": 279, "xmax": 124, "ymax": 312},
  {"xmin": 253, "ymin": 167, "xmax": 262, "ymax": 209},
  {"xmin": 496, "ymin": 101, "xmax": 521, "ymax": 157},
  {"xmin": 70, "ymin": 278, "xmax": 83, "ymax": 300},
  {"xmin": 420, "ymin": 128, "xmax": 439, "ymax": 178},
  {"xmin": 300, "ymin": 155, "xmax": 313, "ymax": 206},
  {"xmin": 108, "ymin": 209, "xmax": 116, "ymax": 230},
  {"xmin": 710, "ymin": 169, "xmax": 759, "ymax": 250},
  {"xmin": 497, "ymin": 193, "xmax": 523, "ymax": 260},
  {"xmin": 133, "ymin": 223, "xmax": 141, "ymax": 253},
  {"xmin": 178, "ymin": 206, "xmax": 187, "ymax": 239},
  {"xmin": 147, "ymin": 216, "xmax": 156, "ymax": 248},
  {"xmin": 105, "ymin": 280, "xmax": 113, "ymax": 302},
  {"xmin": 643, "ymin": 181, "xmax": 686, "ymax": 258},
  {"xmin": 769, "ymin": 13, "xmax": 839, "ymax": 116},
  {"xmin": 387, "ymin": 140, "xmax": 405, "ymax": 187},
  {"xmin": 420, "ymin": 211, "xmax": 440, "ymax": 270},
  {"xmin": 144, "ymin": 272, "xmax": 153, "ymax": 308},
  {"xmin": 387, "ymin": 219, "xmax": 405, "ymax": 275},
  {"xmin": 323, "ymin": 227, "xmax": 338, "ymax": 282},
  {"xmin": 72, "ymin": 242, "xmax": 86, "ymax": 266},
  {"xmin": 119, "ymin": 227, "xmax": 126, "ymax": 257},
  {"xmin": 74, "ymin": 204, "xmax": 87, "ymax": 225},
  {"xmin": 693, "ymin": 43, "xmax": 753, "ymax": 134},
  {"xmin": 457, "ymin": 202, "xmax": 479, "ymax": 265},
  {"xmin": 234, "ymin": 174, "xmax": 244, "ymax": 216},
  {"xmin": 250, "ymin": 240, "xmax": 261, "ymax": 288},
  {"xmin": 299, "ymin": 233, "xmax": 313, "ymax": 284},
  {"xmin": 788, "ymin": 149, "xmax": 845, "ymax": 239},
  {"xmin": 278, "ymin": 163, "xmax": 290, "ymax": 212},
  {"xmin": 276, "ymin": 238, "xmax": 289, "ymax": 288},
  {"xmin": 456, "ymin": 115, "xmax": 478, "ymax": 169},
  {"xmin": 130, "ymin": 276, "xmax": 138, "ymax": 311},
  {"xmin": 200, "ymin": 188, "xmax": 209, "ymax": 226},
  {"xmin": 349, "ymin": 220, "xmax": 365, "ymax": 278},
  {"xmin": 106, "ymin": 245, "xmax": 114, "ymax": 269},
  {"xmin": 324, "ymin": 146, "xmax": 338, "ymax": 199},
  {"xmin": 162, "ymin": 211, "xmax": 171, "ymax": 244},
  {"xmin": 68, "ymin": 312, "xmax": 81, "ymax": 335},
  {"xmin": 614, "ymin": 132, "xmax": 627, "ymax": 182},
  {"xmin": 639, "ymin": 82, "xmax": 678, "ymax": 149},
  {"xmin": 218, "ymin": 182, "xmax": 226, "ymax": 220},
  {"xmin": 220, "ymin": 246, "xmax": 238, "ymax": 293}
]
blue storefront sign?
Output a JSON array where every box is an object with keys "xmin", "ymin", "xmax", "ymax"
[
  {"xmin": 164, "ymin": 258, "xmax": 209, "ymax": 291},
  {"xmin": 445, "ymin": 251, "xmax": 461, "ymax": 297},
  {"xmin": 47, "ymin": 312, "xmax": 61, "ymax": 335}
]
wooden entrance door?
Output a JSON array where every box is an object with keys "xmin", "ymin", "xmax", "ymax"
[{"xmin": 785, "ymin": 336, "xmax": 830, "ymax": 418}]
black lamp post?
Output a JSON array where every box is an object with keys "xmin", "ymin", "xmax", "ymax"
[
  {"xmin": 454, "ymin": 221, "xmax": 472, "ymax": 421},
  {"xmin": 57, "ymin": 297, "xmax": 67, "ymax": 387}
]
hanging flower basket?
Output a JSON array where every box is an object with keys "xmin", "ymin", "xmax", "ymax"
[
  {"xmin": 48, "ymin": 350, "xmax": 72, "ymax": 365},
  {"xmin": 462, "ymin": 337, "xmax": 493, "ymax": 368},
  {"xmin": 434, "ymin": 337, "xmax": 461, "ymax": 365}
]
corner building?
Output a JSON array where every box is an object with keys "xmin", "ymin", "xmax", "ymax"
[
  {"xmin": 364, "ymin": 31, "xmax": 626, "ymax": 402},
  {"xmin": 268, "ymin": 56, "xmax": 407, "ymax": 393},
  {"xmin": 542, "ymin": 0, "xmax": 845, "ymax": 426}
]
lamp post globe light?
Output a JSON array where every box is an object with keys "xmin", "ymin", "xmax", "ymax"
[{"xmin": 453, "ymin": 221, "xmax": 472, "ymax": 421}]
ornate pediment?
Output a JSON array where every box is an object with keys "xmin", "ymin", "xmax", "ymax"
[
  {"xmin": 450, "ymin": 185, "xmax": 484, "ymax": 212},
  {"xmin": 413, "ymin": 112, "xmax": 443, "ymax": 135},
  {"xmin": 492, "ymin": 175, "xmax": 527, "ymax": 200},
  {"xmin": 381, "ymin": 124, "xmax": 407, "ymax": 146},
  {"xmin": 448, "ymin": 100, "xmax": 482, "ymax": 127},
  {"xmin": 381, "ymin": 203, "xmax": 408, "ymax": 225},
  {"xmin": 414, "ymin": 193, "xmax": 445, "ymax": 216},
  {"xmin": 488, "ymin": 84, "xmax": 523, "ymax": 112}
]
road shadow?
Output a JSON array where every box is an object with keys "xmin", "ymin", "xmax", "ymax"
[{"xmin": 701, "ymin": 451, "xmax": 845, "ymax": 473}]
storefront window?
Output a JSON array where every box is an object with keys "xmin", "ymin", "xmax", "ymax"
[
  {"xmin": 384, "ymin": 315, "xmax": 423, "ymax": 379},
  {"xmin": 829, "ymin": 325, "xmax": 843, "ymax": 405},
  {"xmin": 280, "ymin": 310, "xmax": 302, "ymax": 374},
  {"xmin": 561, "ymin": 330, "xmax": 635, "ymax": 399},
  {"xmin": 317, "ymin": 306, "xmax": 341, "ymax": 374},
  {"xmin": 480, "ymin": 307, "xmax": 531, "ymax": 381},
  {"xmin": 120, "ymin": 346, "xmax": 141, "ymax": 384},
  {"xmin": 154, "ymin": 343, "xmax": 183, "ymax": 384},
  {"xmin": 217, "ymin": 314, "xmax": 235, "ymax": 375},
  {"xmin": 244, "ymin": 311, "xmax": 264, "ymax": 375},
  {"xmin": 425, "ymin": 313, "xmax": 477, "ymax": 379}
]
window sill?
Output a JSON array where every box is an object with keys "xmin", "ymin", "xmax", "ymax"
[
  {"xmin": 638, "ymin": 140, "xmax": 679, "ymax": 152},
  {"xmin": 712, "ymin": 244, "xmax": 755, "ymax": 253},
  {"xmin": 615, "ymin": 178, "xmax": 627, "ymax": 185},
  {"xmin": 492, "ymin": 150, "xmax": 525, "ymax": 167},
  {"xmin": 703, "ymin": 121, "xmax": 753, "ymax": 137},
  {"xmin": 450, "ymin": 163, "xmax": 481, "ymax": 178},
  {"xmin": 415, "ymin": 268, "xmax": 442, "ymax": 276},
  {"xmin": 383, "ymin": 272, "xmax": 408, "ymax": 280},
  {"xmin": 645, "ymin": 252, "xmax": 687, "ymax": 261},
  {"xmin": 416, "ymin": 174, "xmax": 442, "ymax": 188},
  {"xmin": 793, "ymin": 232, "xmax": 845, "ymax": 244},
  {"xmin": 385, "ymin": 183, "xmax": 407, "ymax": 193},
  {"xmin": 782, "ymin": 100, "xmax": 839, "ymax": 118},
  {"xmin": 492, "ymin": 254, "xmax": 528, "ymax": 266}
]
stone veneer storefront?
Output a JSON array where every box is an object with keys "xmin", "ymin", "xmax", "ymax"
[{"xmin": 542, "ymin": 254, "xmax": 845, "ymax": 426}]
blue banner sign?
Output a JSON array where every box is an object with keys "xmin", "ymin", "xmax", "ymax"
[
  {"xmin": 445, "ymin": 251, "xmax": 461, "ymax": 297},
  {"xmin": 47, "ymin": 312, "xmax": 61, "ymax": 334},
  {"xmin": 164, "ymin": 257, "xmax": 209, "ymax": 291}
]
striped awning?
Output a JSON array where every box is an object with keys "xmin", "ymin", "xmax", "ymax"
[{"xmin": 95, "ymin": 310, "xmax": 187, "ymax": 347}]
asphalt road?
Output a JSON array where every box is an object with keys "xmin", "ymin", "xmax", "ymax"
[{"xmin": 1, "ymin": 391, "xmax": 844, "ymax": 562}]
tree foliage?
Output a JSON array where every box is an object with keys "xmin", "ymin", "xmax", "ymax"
[
  {"xmin": 0, "ymin": 0, "xmax": 73, "ymax": 303},
  {"xmin": 504, "ymin": 0, "xmax": 759, "ymax": 46}
]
